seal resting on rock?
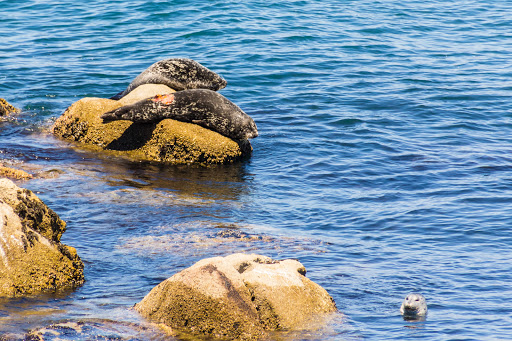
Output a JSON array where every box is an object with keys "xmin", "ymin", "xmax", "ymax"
[
  {"xmin": 400, "ymin": 293, "xmax": 427, "ymax": 320},
  {"xmin": 101, "ymin": 89, "xmax": 258, "ymax": 141},
  {"xmin": 111, "ymin": 58, "xmax": 227, "ymax": 100}
]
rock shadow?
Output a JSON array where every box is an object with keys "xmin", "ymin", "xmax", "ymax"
[{"xmin": 106, "ymin": 122, "xmax": 157, "ymax": 151}]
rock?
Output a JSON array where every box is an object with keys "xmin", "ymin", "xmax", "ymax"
[
  {"xmin": 0, "ymin": 164, "xmax": 32, "ymax": 180},
  {"xmin": 134, "ymin": 253, "xmax": 337, "ymax": 340},
  {"xmin": 51, "ymin": 84, "xmax": 252, "ymax": 165},
  {"xmin": 26, "ymin": 320, "xmax": 168, "ymax": 340},
  {"xmin": 0, "ymin": 98, "xmax": 19, "ymax": 116},
  {"xmin": 0, "ymin": 178, "xmax": 84, "ymax": 297}
]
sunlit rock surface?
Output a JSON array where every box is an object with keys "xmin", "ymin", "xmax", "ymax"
[
  {"xmin": 0, "ymin": 178, "xmax": 84, "ymax": 297},
  {"xmin": 52, "ymin": 84, "xmax": 252, "ymax": 165},
  {"xmin": 135, "ymin": 253, "xmax": 337, "ymax": 340}
]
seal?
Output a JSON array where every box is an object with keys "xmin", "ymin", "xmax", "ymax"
[
  {"xmin": 111, "ymin": 58, "xmax": 227, "ymax": 100},
  {"xmin": 400, "ymin": 293, "xmax": 427, "ymax": 321},
  {"xmin": 101, "ymin": 89, "xmax": 258, "ymax": 141}
]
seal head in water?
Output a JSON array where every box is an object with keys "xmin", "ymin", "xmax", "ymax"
[
  {"xmin": 102, "ymin": 89, "xmax": 258, "ymax": 141},
  {"xmin": 400, "ymin": 293, "xmax": 427, "ymax": 321},
  {"xmin": 111, "ymin": 58, "xmax": 227, "ymax": 100}
]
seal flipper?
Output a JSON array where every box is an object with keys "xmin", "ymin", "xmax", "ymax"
[{"xmin": 101, "ymin": 97, "xmax": 165, "ymax": 123}]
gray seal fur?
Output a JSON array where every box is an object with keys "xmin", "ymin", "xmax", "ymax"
[
  {"xmin": 111, "ymin": 58, "xmax": 227, "ymax": 100},
  {"xmin": 102, "ymin": 89, "xmax": 258, "ymax": 141},
  {"xmin": 400, "ymin": 293, "xmax": 427, "ymax": 320}
]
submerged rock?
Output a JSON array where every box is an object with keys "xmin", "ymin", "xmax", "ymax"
[
  {"xmin": 52, "ymin": 84, "xmax": 252, "ymax": 165},
  {"xmin": 0, "ymin": 164, "xmax": 32, "ymax": 180},
  {"xmin": 0, "ymin": 98, "xmax": 19, "ymax": 116},
  {"xmin": 0, "ymin": 178, "xmax": 84, "ymax": 297},
  {"xmin": 135, "ymin": 253, "xmax": 337, "ymax": 340},
  {"xmin": 25, "ymin": 320, "xmax": 169, "ymax": 341}
]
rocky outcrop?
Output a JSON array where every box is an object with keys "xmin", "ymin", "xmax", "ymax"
[
  {"xmin": 135, "ymin": 253, "xmax": 337, "ymax": 340},
  {"xmin": 0, "ymin": 98, "xmax": 19, "ymax": 116},
  {"xmin": 52, "ymin": 84, "xmax": 252, "ymax": 165},
  {"xmin": 0, "ymin": 178, "xmax": 84, "ymax": 297}
]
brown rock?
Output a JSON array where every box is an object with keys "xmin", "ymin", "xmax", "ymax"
[
  {"xmin": 0, "ymin": 98, "xmax": 19, "ymax": 116},
  {"xmin": 0, "ymin": 164, "xmax": 32, "ymax": 180},
  {"xmin": 135, "ymin": 254, "xmax": 337, "ymax": 340},
  {"xmin": 0, "ymin": 178, "xmax": 84, "ymax": 297},
  {"xmin": 51, "ymin": 84, "xmax": 252, "ymax": 165}
]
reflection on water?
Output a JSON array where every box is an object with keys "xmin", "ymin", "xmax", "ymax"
[
  {"xmin": 0, "ymin": 291, "xmax": 74, "ymax": 340},
  {"xmin": 98, "ymin": 158, "xmax": 254, "ymax": 202}
]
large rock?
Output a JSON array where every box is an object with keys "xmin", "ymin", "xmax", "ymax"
[
  {"xmin": 0, "ymin": 178, "xmax": 84, "ymax": 297},
  {"xmin": 52, "ymin": 84, "xmax": 252, "ymax": 165},
  {"xmin": 134, "ymin": 254, "xmax": 337, "ymax": 340}
]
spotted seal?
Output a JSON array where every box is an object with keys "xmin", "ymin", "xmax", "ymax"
[
  {"xmin": 400, "ymin": 293, "xmax": 427, "ymax": 320},
  {"xmin": 101, "ymin": 89, "xmax": 258, "ymax": 141},
  {"xmin": 111, "ymin": 58, "xmax": 227, "ymax": 100}
]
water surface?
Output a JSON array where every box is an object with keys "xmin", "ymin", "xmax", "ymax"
[{"xmin": 1, "ymin": 0, "xmax": 512, "ymax": 339}]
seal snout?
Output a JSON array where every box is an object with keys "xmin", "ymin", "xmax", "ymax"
[
  {"xmin": 101, "ymin": 107, "xmax": 123, "ymax": 122},
  {"xmin": 217, "ymin": 77, "xmax": 228, "ymax": 90},
  {"xmin": 245, "ymin": 123, "xmax": 258, "ymax": 139}
]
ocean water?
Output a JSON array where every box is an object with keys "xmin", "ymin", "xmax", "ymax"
[{"xmin": 1, "ymin": 0, "xmax": 512, "ymax": 339}]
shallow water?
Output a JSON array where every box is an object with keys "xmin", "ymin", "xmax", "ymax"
[{"xmin": 2, "ymin": 0, "xmax": 512, "ymax": 339}]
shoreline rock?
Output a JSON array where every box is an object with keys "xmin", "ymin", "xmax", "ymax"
[
  {"xmin": 0, "ymin": 178, "xmax": 84, "ymax": 297},
  {"xmin": 135, "ymin": 253, "xmax": 337, "ymax": 340},
  {"xmin": 0, "ymin": 98, "xmax": 19, "ymax": 116},
  {"xmin": 52, "ymin": 84, "xmax": 252, "ymax": 165}
]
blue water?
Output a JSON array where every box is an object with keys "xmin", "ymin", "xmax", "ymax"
[{"xmin": 1, "ymin": 0, "xmax": 512, "ymax": 339}]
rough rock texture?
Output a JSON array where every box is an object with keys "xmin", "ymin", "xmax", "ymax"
[
  {"xmin": 0, "ymin": 98, "xmax": 19, "ymax": 116},
  {"xmin": 0, "ymin": 178, "xmax": 84, "ymax": 297},
  {"xmin": 51, "ymin": 84, "xmax": 252, "ymax": 165},
  {"xmin": 135, "ymin": 254, "xmax": 337, "ymax": 340},
  {"xmin": 0, "ymin": 164, "xmax": 32, "ymax": 180}
]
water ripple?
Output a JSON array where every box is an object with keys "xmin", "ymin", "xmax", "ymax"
[{"xmin": 2, "ymin": 0, "xmax": 512, "ymax": 339}]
